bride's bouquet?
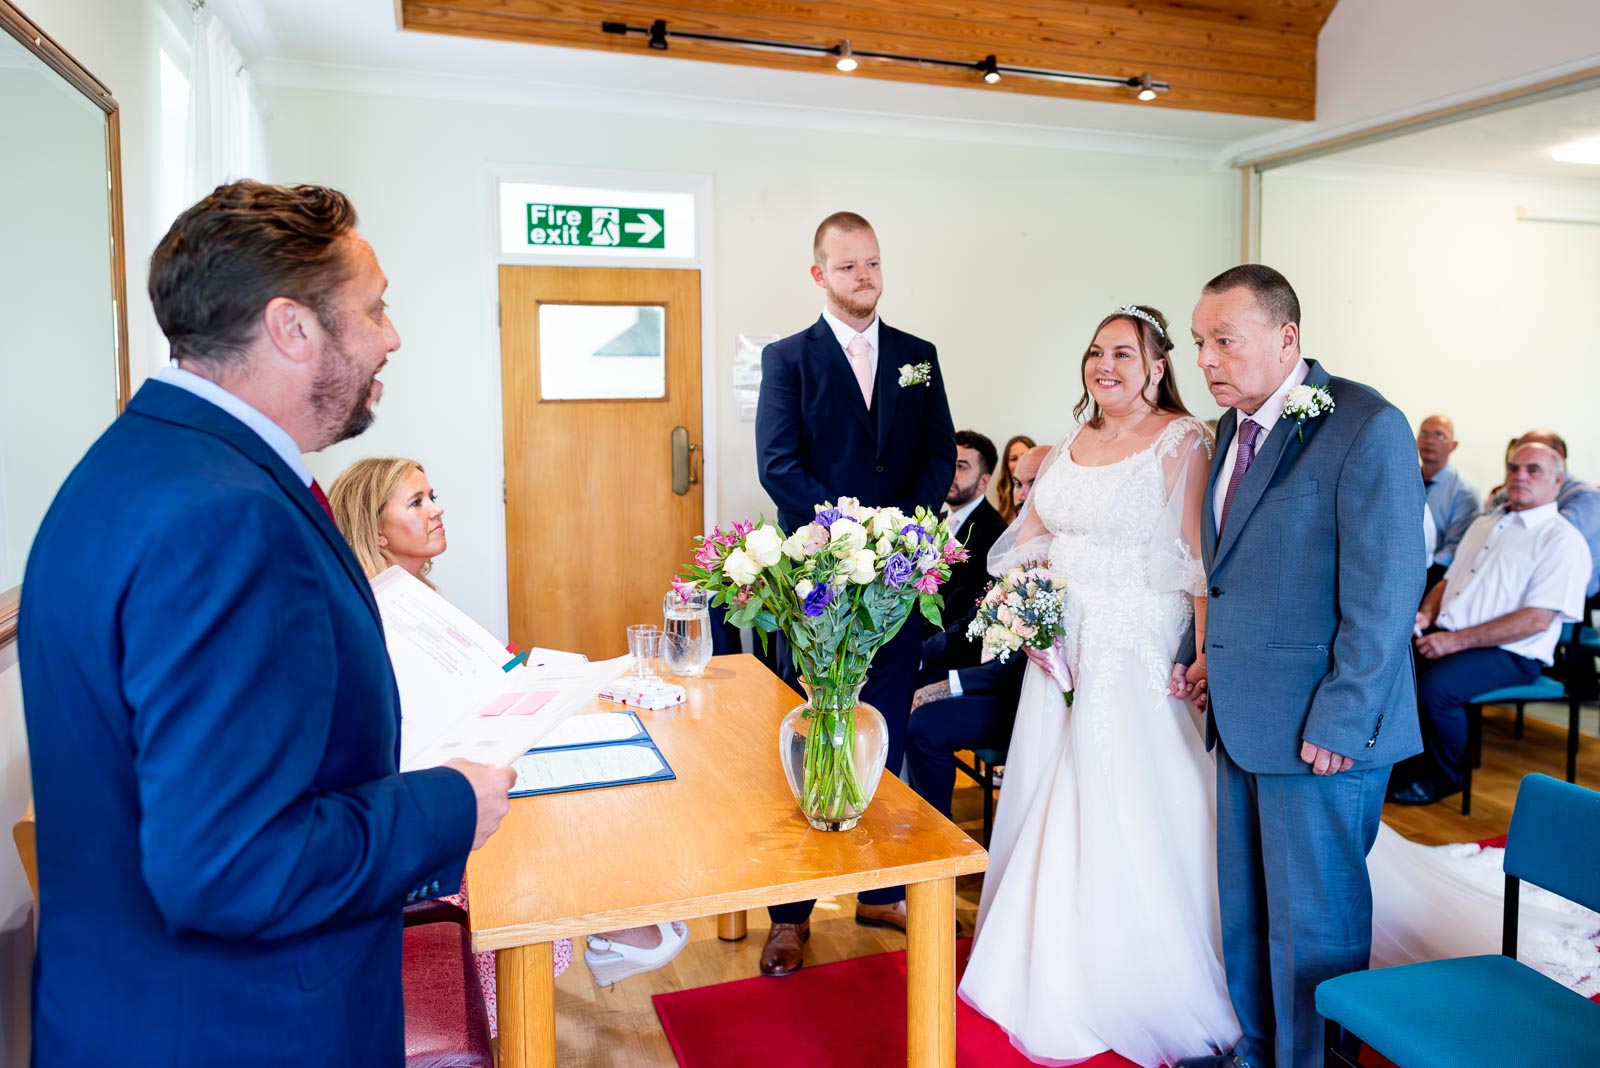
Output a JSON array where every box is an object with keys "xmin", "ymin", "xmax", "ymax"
[{"xmin": 967, "ymin": 565, "xmax": 1073, "ymax": 704}]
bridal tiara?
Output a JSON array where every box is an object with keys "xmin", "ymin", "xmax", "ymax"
[{"xmin": 1116, "ymin": 305, "xmax": 1164, "ymax": 337}]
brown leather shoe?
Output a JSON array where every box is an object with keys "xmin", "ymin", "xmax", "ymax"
[
  {"xmin": 759, "ymin": 921, "xmax": 809, "ymax": 976},
  {"xmin": 854, "ymin": 900, "xmax": 908, "ymax": 932}
]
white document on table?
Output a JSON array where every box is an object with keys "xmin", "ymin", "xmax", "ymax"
[
  {"xmin": 370, "ymin": 566, "xmax": 630, "ymax": 770},
  {"xmin": 509, "ymin": 741, "xmax": 669, "ymax": 795}
]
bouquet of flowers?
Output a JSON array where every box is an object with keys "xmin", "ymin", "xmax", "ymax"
[
  {"xmin": 967, "ymin": 565, "xmax": 1073, "ymax": 704},
  {"xmin": 676, "ymin": 498, "xmax": 964, "ymax": 828}
]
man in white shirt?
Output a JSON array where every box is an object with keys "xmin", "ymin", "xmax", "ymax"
[{"xmin": 1394, "ymin": 442, "xmax": 1591, "ymax": 805}]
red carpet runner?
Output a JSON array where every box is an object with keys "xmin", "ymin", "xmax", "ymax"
[{"xmin": 652, "ymin": 938, "xmax": 1134, "ymax": 1068}]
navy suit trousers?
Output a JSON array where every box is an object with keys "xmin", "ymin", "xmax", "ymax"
[
  {"xmin": 904, "ymin": 694, "xmax": 1016, "ymax": 819},
  {"xmin": 1214, "ymin": 738, "xmax": 1388, "ymax": 1068},
  {"xmin": 1406, "ymin": 645, "xmax": 1541, "ymax": 789}
]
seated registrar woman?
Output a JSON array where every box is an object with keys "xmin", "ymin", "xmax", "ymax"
[{"xmin": 328, "ymin": 457, "xmax": 687, "ymax": 1000}]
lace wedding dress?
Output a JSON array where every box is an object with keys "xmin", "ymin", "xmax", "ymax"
[
  {"xmin": 959, "ymin": 417, "xmax": 1600, "ymax": 1067},
  {"xmin": 960, "ymin": 418, "xmax": 1238, "ymax": 1066}
]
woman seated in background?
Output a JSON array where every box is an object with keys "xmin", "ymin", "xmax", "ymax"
[
  {"xmin": 992, "ymin": 434, "xmax": 1036, "ymax": 524},
  {"xmin": 328, "ymin": 457, "xmax": 688, "ymax": 1013}
]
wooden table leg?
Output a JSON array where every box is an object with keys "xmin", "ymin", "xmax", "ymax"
[
  {"xmin": 717, "ymin": 910, "xmax": 748, "ymax": 941},
  {"xmin": 905, "ymin": 878, "xmax": 956, "ymax": 1067},
  {"xmin": 494, "ymin": 942, "xmax": 556, "ymax": 1068}
]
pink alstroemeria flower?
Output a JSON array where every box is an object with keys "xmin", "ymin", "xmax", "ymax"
[
  {"xmin": 915, "ymin": 571, "xmax": 943, "ymax": 595},
  {"xmin": 693, "ymin": 541, "xmax": 720, "ymax": 567},
  {"xmin": 942, "ymin": 541, "xmax": 969, "ymax": 563},
  {"xmin": 671, "ymin": 576, "xmax": 697, "ymax": 603},
  {"xmin": 732, "ymin": 519, "xmax": 754, "ymax": 538}
]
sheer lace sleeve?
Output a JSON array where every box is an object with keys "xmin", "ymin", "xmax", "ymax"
[
  {"xmin": 1148, "ymin": 419, "xmax": 1213, "ymax": 597},
  {"xmin": 987, "ymin": 429, "xmax": 1075, "ymax": 576}
]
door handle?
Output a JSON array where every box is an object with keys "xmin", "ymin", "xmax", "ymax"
[{"xmin": 671, "ymin": 426, "xmax": 691, "ymax": 496}]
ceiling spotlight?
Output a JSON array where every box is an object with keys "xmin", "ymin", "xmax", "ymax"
[
  {"xmin": 1135, "ymin": 72, "xmax": 1157, "ymax": 101},
  {"xmin": 835, "ymin": 41, "xmax": 857, "ymax": 72},
  {"xmin": 647, "ymin": 19, "xmax": 668, "ymax": 50},
  {"xmin": 1552, "ymin": 135, "xmax": 1600, "ymax": 165},
  {"xmin": 979, "ymin": 55, "xmax": 1001, "ymax": 85}
]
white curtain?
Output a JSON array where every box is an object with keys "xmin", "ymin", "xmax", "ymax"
[{"xmin": 185, "ymin": 9, "xmax": 264, "ymax": 200}]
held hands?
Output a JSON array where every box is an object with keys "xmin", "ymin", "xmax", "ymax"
[
  {"xmin": 1168, "ymin": 657, "xmax": 1207, "ymax": 702},
  {"xmin": 444, "ymin": 758, "xmax": 517, "ymax": 850},
  {"xmin": 1023, "ymin": 641, "xmax": 1073, "ymax": 692},
  {"xmin": 1300, "ymin": 741, "xmax": 1354, "ymax": 776}
]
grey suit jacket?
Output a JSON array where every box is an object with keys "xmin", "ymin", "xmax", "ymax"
[{"xmin": 1201, "ymin": 359, "xmax": 1425, "ymax": 774}]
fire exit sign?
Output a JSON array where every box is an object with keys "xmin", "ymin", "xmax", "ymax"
[{"xmin": 526, "ymin": 203, "xmax": 666, "ymax": 249}]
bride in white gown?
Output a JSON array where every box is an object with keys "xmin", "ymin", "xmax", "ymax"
[{"xmin": 958, "ymin": 306, "xmax": 1600, "ymax": 1068}]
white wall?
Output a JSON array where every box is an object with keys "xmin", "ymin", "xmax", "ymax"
[
  {"xmin": 1318, "ymin": 0, "xmax": 1600, "ymax": 132},
  {"xmin": 262, "ymin": 85, "xmax": 1238, "ymax": 638},
  {"xmin": 1260, "ymin": 167, "xmax": 1600, "ymax": 493}
]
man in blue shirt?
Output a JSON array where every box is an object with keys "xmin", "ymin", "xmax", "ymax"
[{"xmin": 1417, "ymin": 413, "xmax": 1480, "ymax": 588}]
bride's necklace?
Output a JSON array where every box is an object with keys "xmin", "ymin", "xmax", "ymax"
[{"xmin": 1100, "ymin": 408, "xmax": 1155, "ymax": 442}]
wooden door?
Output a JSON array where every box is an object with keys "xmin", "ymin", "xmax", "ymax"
[{"xmin": 500, "ymin": 266, "xmax": 703, "ymax": 658}]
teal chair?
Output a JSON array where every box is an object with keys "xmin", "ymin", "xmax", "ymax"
[
  {"xmin": 953, "ymin": 747, "xmax": 1005, "ymax": 846},
  {"xmin": 1316, "ymin": 773, "xmax": 1600, "ymax": 1067}
]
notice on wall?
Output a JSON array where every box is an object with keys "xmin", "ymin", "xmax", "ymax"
[{"xmin": 734, "ymin": 333, "xmax": 776, "ymax": 421}]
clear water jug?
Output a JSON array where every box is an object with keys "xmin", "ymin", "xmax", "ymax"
[{"xmin": 662, "ymin": 588, "xmax": 714, "ymax": 677}]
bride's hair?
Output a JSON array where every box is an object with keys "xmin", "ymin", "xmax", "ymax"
[{"xmin": 1072, "ymin": 305, "xmax": 1191, "ymax": 427}]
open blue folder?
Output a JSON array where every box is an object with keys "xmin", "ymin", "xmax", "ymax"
[{"xmin": 507, "ymin": 709, "xmax": 676, "ymax": 798}]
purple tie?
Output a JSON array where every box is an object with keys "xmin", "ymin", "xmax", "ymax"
[{"xmin": 1220, "ymin": 418, "xmax": 1263, "ymax": 532}]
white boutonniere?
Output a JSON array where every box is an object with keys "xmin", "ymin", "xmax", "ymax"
[
  {"xmin": 1282, "ymin": 384, "xmax": 1334, "ymax": 442},
  {"xmin": 898, "ymin": 362, "xmax": 932, "ymax": 388}
]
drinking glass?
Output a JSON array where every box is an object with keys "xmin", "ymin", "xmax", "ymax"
[
  {"xmin": 662, "ymin": 589, "xmax": 714, "ymax": 677},
  {"xmin": 626, "ymin": 624, "xmax": 660, "ymax": 679}
]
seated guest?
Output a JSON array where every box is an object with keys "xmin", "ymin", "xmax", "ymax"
[
  {"xmin": 1417, "ymin": 413, "xmax": 1480, "ymax": 588},
  {"xmin": 992, "ymin": 434, "xmax": 1036, "ymax": 523},
  {"xmin": 905, "ymin": 445, "xmax": 1050, "ymax": 817},
  {"xmin": 1487, "ymin": 428, "xmax": 1600, "ymax": 598},
  {"xmin": 936, "ymin": 430, "xmax": 1008, "ymax": 630},
  {"xmin": 1394, "ymin": 442, "xmax": 1590, "ymax": 805},
  {"xmin": 328, "ymin": 458, "xmax": 687, "ymax": 1000}
]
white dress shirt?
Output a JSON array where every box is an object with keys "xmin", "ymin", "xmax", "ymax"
[
  {"xmin": 158, "ymin": 366, "xmax": 312, "ymax": 486},
  {"xmin": 821, "ymin": 307, "xmax": 880, "ymax": 384},
  {"xmin": 1438, "ymin": 502, "xmax": 1590, "ymax": 665},
  {"xmin": 1213, "ymin": 358, "xmax": 1309, "ymax": 531},
  {"xmin": 944, "ymin": 495, "xmax": 983, "ymax": 539}
]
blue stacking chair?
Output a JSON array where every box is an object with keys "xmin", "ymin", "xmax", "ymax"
[
  {"xmin": 953, "ymin": 746, "xmax": 1006, "ymax": 846},
  {"xmin": 1460, "ymin": 623, "xmax": 1573, "ymax": 816},
  {"xmin": 1317, "ymin": 773, "xmax": 1600, "ymax": 1067}
]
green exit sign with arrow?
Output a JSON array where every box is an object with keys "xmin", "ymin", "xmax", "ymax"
[{"xmin": 525, "ymin": 203, "xmax": 666, "ymax": 249}]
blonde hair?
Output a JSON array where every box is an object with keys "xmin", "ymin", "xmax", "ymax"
[
  {"xmin": 328, "ymin": 457, "xmax": 436, "ymax": 588},
  {"xmin": 994, "ymin": 434, "xmax": 1036, "ymax": 524}
]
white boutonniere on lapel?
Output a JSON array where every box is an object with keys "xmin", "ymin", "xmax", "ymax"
[
  {"xmin": 1282, "ymin": 384, "xmax": 1334, "ymax": 442},
  {"xmin": 898, "ymin": 362, "xmax": 932, "ymax": 388}
]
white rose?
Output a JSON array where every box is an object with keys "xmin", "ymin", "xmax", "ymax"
[
  {"xmin": 876, "ymin": 533, "xmax": 894, "ymax": 557},
  {"xmin": 723, "ymin": 548, "xmax": 760, "ymax": 586},
  {"xmin": 847, "ymin": 549, "xmax": 878, "ymax": 585},
  {"xmin": 830, "ymin": 520, "xmax": 867, "ymax": 554},
  {"xmin": 782, "ymin": 531, "xmax": 808, "ymax": 560},
  {"xmin": 744, "ymin": 524, "xmax": 783, "ymax": 567},
  {"xmin": 795, "ymin": 578, "xmax": 815, "ymax": 600},
  {"xmin": 870, "ymin": 508, "xmax": 907, "ymax": 538}
]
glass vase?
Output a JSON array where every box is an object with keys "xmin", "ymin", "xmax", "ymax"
[{"xmin": 778, "ymin": 678, "xmax": 889, "ymax": 831}]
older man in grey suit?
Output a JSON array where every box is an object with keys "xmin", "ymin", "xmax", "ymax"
[{"xmin": 1174, "ymin": 266, "xmax": 1424, "ymax": 1068}]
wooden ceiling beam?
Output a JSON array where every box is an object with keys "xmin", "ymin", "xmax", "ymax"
[{"xmin": 400, "ymin": 0, "xmax": 1329, "ymax": 120}]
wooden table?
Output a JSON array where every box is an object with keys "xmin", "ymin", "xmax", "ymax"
[{"xmin": 467, "ymin": 654, "xmax": 989, "ymax": 1067}]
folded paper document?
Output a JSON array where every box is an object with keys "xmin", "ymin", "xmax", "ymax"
[{"xmin": 371, "ymin": 566, "xmax": 626, "ymax": 770}]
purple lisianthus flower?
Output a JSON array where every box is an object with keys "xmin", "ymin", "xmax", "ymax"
[
  {"xmin": 899, "ymin": 523, "xmax": 930, "ymax": 545},
  {"xmin": 802, "ymin": 582, "xmax": 836, "ymax": 618},
  {"xmin": 883, "ymin": 552, "xmax": 915, "ymax": 589},
  {"xmin": 814, "ymin": 508, "xmax": 843, "ymax": 530}
]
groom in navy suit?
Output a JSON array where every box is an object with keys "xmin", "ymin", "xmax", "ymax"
[
  {"xmin": 754, "ymin": 211, "xmax": 955, "ymax": 974},
  {"xmin": 20, "ymin": 182, "xmax": 515, "ymax": 1065},
  {"xmin": 1176, "ymin": 266, "xmax": 1423, "ymax": 1068}
]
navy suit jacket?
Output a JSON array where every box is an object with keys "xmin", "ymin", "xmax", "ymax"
[
  {"xmin": 1201, "ymin": 360, "xmax": 1425, "ymax": 774},
  {"xmin": 755, "ymin": 316, "xmax": 955, "ymax": 534},
  {"xmin": 20, "ymin": 381, "xmax": 477, "ymax": 1066},
  {"xmin": 940, "ymin": 499, "xmax": 1007, "ymax": 628}
]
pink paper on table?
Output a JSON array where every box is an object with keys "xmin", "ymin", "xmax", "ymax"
[{"xmin": 506, "ymin": 690, "xmax": 558, "ymax": 716}]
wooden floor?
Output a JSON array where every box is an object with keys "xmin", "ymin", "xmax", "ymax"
[{"xmin": 534, "ymin": 706, "xmax": 1598, "ymax": 1066}]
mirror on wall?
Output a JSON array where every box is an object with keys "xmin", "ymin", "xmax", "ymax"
[{"xmin": 0, "ymin": 0, "xmax": 130, "ymax": 646}]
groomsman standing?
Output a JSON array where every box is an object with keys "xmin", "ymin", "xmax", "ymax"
[{"xmin": 754, "ymin": 211, "xmax": 955, "ymax": 975}]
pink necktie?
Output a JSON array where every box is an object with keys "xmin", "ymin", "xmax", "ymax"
[
  {"xmin": 845, "ymin": 335, "xmax": 874, "ymax": 409},
  {"xmin": 1219, "ymin": 418, "xmax": 1262, "ymax": 532}
]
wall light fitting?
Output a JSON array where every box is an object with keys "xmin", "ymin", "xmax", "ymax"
[
  {"xmin": 599, "ymin": 20, "xmax": 1170, "ymax": 99},
  {"xmin": 1516, "ymin": 205, "xmax": 1600, "ymax": 226},
  {"xmin": 1551, "ymin": 136, "xmax": 1600, "ymax": 165}
]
